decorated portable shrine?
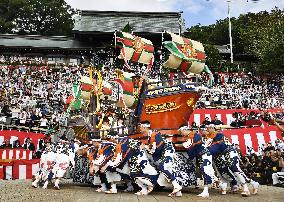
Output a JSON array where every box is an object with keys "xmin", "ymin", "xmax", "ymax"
[
  {"xmin": 65, "ymin": 11, "xmax": 209, "ymax": 144},
  {"xmin": 66, "ymin": 30, "xmax": 211, "ymax": 146},
  {"xmin": 64, "ymin": 24, "xmax": 217, "ymax": 193}
]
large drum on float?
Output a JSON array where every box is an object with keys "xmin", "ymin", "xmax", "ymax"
[
  {"xmin": 164, "ymin": 32, "xmax": 207, "ymax": 74},
  {"xmin": 80, "ymin": 76, "xmax": 113, "ymax": 102},
  {"xmin": 112, "ymin": 70, "xmax": 140, "ymax": 109},
  {"xmin": 80, "ymin": 76, "xmax": 95, "ymax": 101}
]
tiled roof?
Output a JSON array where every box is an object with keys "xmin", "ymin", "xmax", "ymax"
[
  {"xmin": 0, "ymin": 34, "xmax": 92, "ymax": 49},
  {"xmin": 214, "ymin": 45, "xmax": 231, "ymax": 54},
  {"xmin": 73, "ymin": 10, "xmax": 183, "ymax": 34}
]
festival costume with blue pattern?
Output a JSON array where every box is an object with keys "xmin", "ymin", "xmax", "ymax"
[
  {"xmin": 183, "ymin": 132, "xmax": 215, "ymax": 186},
  {"xmin": 146, "ymin": 130, "xmax": 182, "ymax": 196},
  {"xmin": 208, "ymin": 131, "xmax": 259, "ymax": 195},
  {"xmin": 147, "ymin": 131, "xmax": 176, "ymax": 181}
]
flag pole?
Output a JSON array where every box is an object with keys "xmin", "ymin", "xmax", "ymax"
[
  {"xmin": 228, "ymin": 0, "xmax": 234, "ymax": 64},
  {"xmin": 160, "ymin": 30, "xmax": 165, "ymax": 80},
  {"xmin": 114, "ymin": 30, "xmax": 117, "ymax": 48}
]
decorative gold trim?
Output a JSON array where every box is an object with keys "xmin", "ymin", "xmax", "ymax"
[
  {"xmin": 181, "ymin": 44, "xmax": 197, "ymax": 58},
  {"xmin": 186, "ymin": 98, "xmax": 195, "ymax": 107},
  {"xmin": 145, "ymin": 102, "xmax": 181, "ymax": 114},
  {"xmin": 132, "ymin": 37, "xmax": 145, "ymax": 53}
]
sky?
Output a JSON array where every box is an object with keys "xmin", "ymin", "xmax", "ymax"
[{"xmin": 65, "ymin": 0, "xmax": 284, "ymax": 27}]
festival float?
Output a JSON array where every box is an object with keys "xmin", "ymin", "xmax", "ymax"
[
  {"xmin": 66, "ymin": 29, "xmax": 283, "ymax": 185},
  {"xmin": 63, "ymin": 30, "xmax": 212, "ymax": 185},
  {"xmin": 66, "ymin": 31, "xmax": 212, "ymax": 146}
]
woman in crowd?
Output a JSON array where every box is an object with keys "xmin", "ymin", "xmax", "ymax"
[{"xmin": 13, "ymin": 140, "xmax": 22, "ymax": 148}]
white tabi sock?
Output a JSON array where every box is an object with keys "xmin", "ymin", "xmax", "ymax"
[
  {"xmin": 101, "ymin": 183, "xmax": 107, "ymax": 191},
  {"xmin": 32, "ymin": 179, "xmax": 39, "ymax": 187},
  {"xmin": 135, "ymin": 178, "xmax": 148, "ymax": 195},
  {"xmin": 111, "ymin": 183, "xmax": 117, "ymax": 191},
  {"xmin": 243, "ymin": 183, "xmax": 249, "ymax": 192},
  {"xmin": 43, "ymin": 181, "xmax": 49, "ymax": 188},
  {"xmin": 172, "ymin": 180, "xmax": 182, "ymax": 190},
  {"xmin": 203, "ymin": 186, "xmax": 209, "ymax": 194},
  {"xmin": 54, "ymin": 179, "xmax": 60, "ymax": 187}
]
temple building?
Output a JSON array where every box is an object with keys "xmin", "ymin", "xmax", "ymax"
[
  {"xmin": 0, "ymin": 11, "xmax": 183, "ymax": 65},
  {"xmin": 0, "ymin": 10, "xmax": 255, "ymax": 66}
]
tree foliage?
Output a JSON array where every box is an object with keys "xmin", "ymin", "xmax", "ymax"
[
  {"xmin": 186, "ymin": 7, "xmax": 284, "ymax": 72},
  {"xmin": 0, "ymin": 0, "xmax": 75, "ymax": 36},
  {"xmin": 203, "ymin": 44, "xmax": 222, "ymax": 68},
  {"xmin": 0, "ymin": 0, "xmax": 25, "ymax": 33},
  {"xmin": 241, "ymin": 9, "xmax": 284, "ymax": 72}
]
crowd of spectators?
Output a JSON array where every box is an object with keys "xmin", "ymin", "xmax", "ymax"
[
  {"xmin": 192, "ymin": 110, "xmax": 284, "ymax": 129},
  {"xmin": 238, "ymin": 140, "xmax": 284, "ymax": 187},
  {"xmin": 0, "ymin": 56, "xmax": 86, "ymax": 131},
  {"xmin": 0, "ymin": 56, "xmax": 284, "ymax": 162},
  {"xmin": 198, "ymin": 72, "xmax": 284, "ymax": 109},
  {"xmin": 0, "ymin": 56, "xmax": 86, "ymax": 158}
]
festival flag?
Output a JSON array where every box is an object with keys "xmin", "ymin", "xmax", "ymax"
[
  {"xmin": 81, "ymin": 76, "xmax": 94, "ymax": 92},
  {"xmin": 99, "ymin": 81, "xmax": 113, "ymax": 101},
  {"xmin": 164, "ymin": 32, "xmax": 207, "ymax": 74},
  {"xmin": 72, "ymin": 83, "xmax": 81, "ymax": 99},
  {"xmin": 122, "ymin": 22, "xmax": 132, "ymax": 33},
  {"xmin": 203, "ymin": 65, "xmax": 214, "ymax": 86},
  {"xmin": 102, "ymin": 81, "xmax": 113, "ymax": 96},
  {"xmin": 65, "ymin": 95, "xmax": 74, "ymax": 105},
  {"xmin": 67, "ymin": 84, "xmax": 82, "ymax": 112},
  {"xmin": 112, "ymin": 70, "xmax": 139, "ymax": 108},
  {"xmin": 70, "ymin": 99, "xmax": 82, "ymax": 111},
  {"xmin": 117, "ymin": 32, "xmax": 154, "ymax": 71},
  {"xmin": 80, "ymin": 76, "xmax": 95, "ymax": 100}
]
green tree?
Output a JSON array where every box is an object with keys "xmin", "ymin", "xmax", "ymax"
[
  {"xmin": 185, "ymin": 24, "xmax": 214, "ymax": 44},
  {"xmin": 0, "ymin": 0, "xmax": 25, "ymax": 33},
  {"xmin": 187, "ymin": 17, "xmax": 247, "ymax": 55},
  {"xmin": 203, "ymin": 44, "xmax": 222, "ymax": 69},
  {"xmin": 242, "ymin": 8, "xmax": 284, "ymax": 72},
  {"xmin": 208, "ymin": 19, "xmax": 229, "ymax": 46},
  {"xmin": 0, "ymin": 0, "xmax": 75, "ymax": 36},
  {"xmin": 186, "ymin": 8, "xmax": 283, "ymax": 73}
]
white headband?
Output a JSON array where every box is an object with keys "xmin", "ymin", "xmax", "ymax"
[
  {"xmin": 74, "ymin": 138, "xmax": 81, "ymax": 142},
  {"xmin": 208, "ymin": 124, "xmax": 216, "ymax": 128},
  {"xmin": 106, "ymin": 135, "xmax": 119, "ymax": 139},
  {"xmin": 140, "ymin": 123, "xmax": 151, "ymax": 128},
  {"xmin": 178, "ymin": 126, "xmax": 191, "ymax": 131},
  {"xmin": 92, "ymin": 138, "xmax": 102, "ymax": 142}
]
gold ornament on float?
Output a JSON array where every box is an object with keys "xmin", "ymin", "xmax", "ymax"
[
  {"xmin": 145, "ymin": 102, "xmax": 181, "ymax": 114},
  {"xmin": 186, "ymin": 98, "xmax": 195, "ymax": 107}
]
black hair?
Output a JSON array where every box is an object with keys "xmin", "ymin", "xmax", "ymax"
[
  {"xmin": 140, "ymin": 120, "xmax": 150, "ymax": 125},
  {"xmin": 103, "ymin": 117, "xmax": 109, "ymax": 123},
  {"xmin": 108, "ymin": 131, "xmax": 118, "ymax": 137},
  {"xmin": 117, "ymin": 114, "xmax": 124, "ymax": 120},
  {"xmin": 179, "ymin": 124, "xmax": 188, "ymax": 128}
]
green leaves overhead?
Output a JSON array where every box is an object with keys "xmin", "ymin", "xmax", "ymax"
[
  {"xmin": 186, "ymin": 7, "xmax": 284, "ymax": 73},
  {"xmin": 0, "ymin": 0, "xmax": 76, "ymax": 36},
  {"xmin": 241, "ymin": 9, "xmax": 284, "ymax": 72}
]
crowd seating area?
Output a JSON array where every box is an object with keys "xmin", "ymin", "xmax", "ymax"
[
  {"xmin": 0, "ymin": 57, "xmax": 283, "ymax": 185},
  {"xmin": 0, "ymin": 58, "xmax": 85, "ymax": 132},
  {"xmin": 239, "ymin": 140, "xmax": 284, "ymax": 186},
  {"xmin": 189, "ymin": 108, "xmax": 284, "ymax": 128},
  {"xmin": 198, "ymin": 72, "xmax": 284, "ymax": 109}
]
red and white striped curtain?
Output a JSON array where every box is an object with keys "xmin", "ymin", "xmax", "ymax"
[
  {"xmin": 0, "ymin": 149, "xmax": 33, "ymax": 160},
  {"xmin": 189, "ymin": 108, "xmax": 283, "ymax": 155},
  {"xmin": 0, "ymin": 159, "xmax": 40, "ymax": 180}
]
